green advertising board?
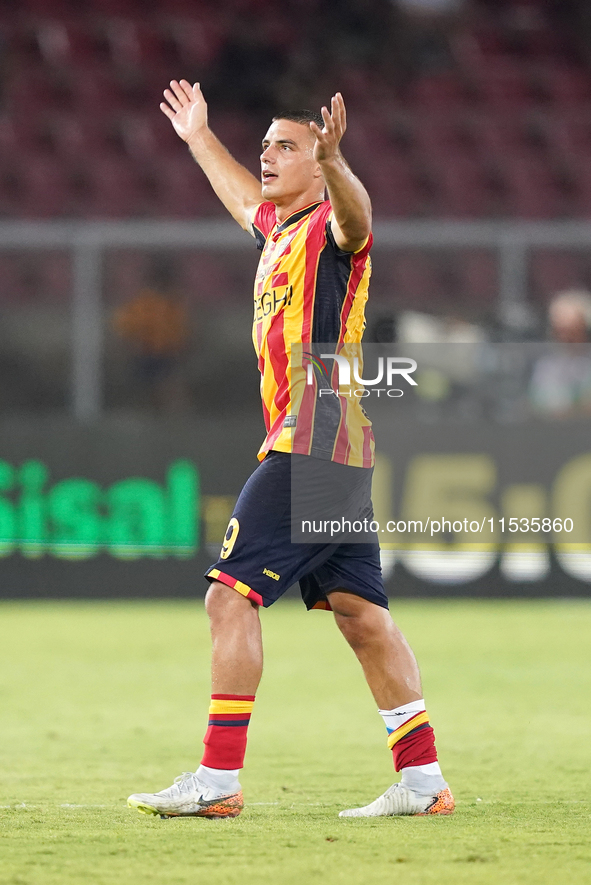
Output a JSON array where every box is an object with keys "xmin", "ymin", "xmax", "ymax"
[
  {"xmin": 0, "ymin": 459, "xmax": 198, "ymax": 560},
  {"xmin": 0, "ymin": 415, "xmax": 590, "ymax": 598}
]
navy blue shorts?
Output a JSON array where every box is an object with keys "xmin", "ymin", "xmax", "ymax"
[{"xmin": 205, "ymin": 451, "xmax": 387, "ymax": 611}]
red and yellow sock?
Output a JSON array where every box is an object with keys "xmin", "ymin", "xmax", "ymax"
[
  {"xmin": 379, "ymin": 700, "xmax": 438, "ymax": 772},
  {"xmin": 387, "ymin": 710, "xmax": 438, "ymax": 771},
  {"xmin": 201, "ymin": 693, "xmax": 255, "ymax": 770}
]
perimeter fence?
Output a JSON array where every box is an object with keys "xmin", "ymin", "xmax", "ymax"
[
  {"xmin": 2, "ymin": 219, "xmax": 591, "ymax": 417},
  {"xmin": 1, "ymin": 220, "xmax": 591, "ymax": 598}
]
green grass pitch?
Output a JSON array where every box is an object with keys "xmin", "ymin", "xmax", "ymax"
[{"xmin": 1, "ymin": 598, "xmax": 591, "ymax": 885}]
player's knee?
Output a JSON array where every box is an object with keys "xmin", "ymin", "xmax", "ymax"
[
  {"xmin": 205, "ymin": 581, "xmax": 256, "ymax": 624},
  {"xmin": 334, "ymin": 608, "xmax": 376, "ymax": 650}
]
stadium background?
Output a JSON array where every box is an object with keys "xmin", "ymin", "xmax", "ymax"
[{"xmin": 1, "ymin": 0, "xmax": 591, "ymax": 597}]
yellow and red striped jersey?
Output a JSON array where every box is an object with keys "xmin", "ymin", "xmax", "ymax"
[{"xmin": 252, "ymin": 199, "xmax": 375, "ymax": 468}]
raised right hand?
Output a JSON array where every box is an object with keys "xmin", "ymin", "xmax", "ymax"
[{"xmin": 160, "ymin": 80, "xmax": 208, "ymax": 143}]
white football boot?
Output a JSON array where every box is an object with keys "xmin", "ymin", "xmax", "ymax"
[
  {"xmin": 339, "ymin": 782, "xmax": 454, "ymax": 818},
  {"xmin": 127, "ymin": 771, "xmax": 243, "ymax": 819}
]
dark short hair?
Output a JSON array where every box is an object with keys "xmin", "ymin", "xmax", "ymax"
[{"xmin": 272, "ymin": 109, "xmax": 324, "ymax": 130}]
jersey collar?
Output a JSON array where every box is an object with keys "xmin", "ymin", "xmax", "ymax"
[{"xmin": 275, "ymin": 201, "xmax": 323, "ymax": 234}]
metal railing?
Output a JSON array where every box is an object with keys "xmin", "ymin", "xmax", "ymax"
[{"xmin": 1, "ymin": 218, "xmax": 590, "ymax": 420}]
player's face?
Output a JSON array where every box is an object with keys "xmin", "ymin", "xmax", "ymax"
[{"xmin": 260, "ymin": 120, "xmax": 321, "ymax": 204}]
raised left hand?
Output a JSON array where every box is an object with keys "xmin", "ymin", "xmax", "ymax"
[{"xmin": 310, "ymin": 93, "xmax": 347, "ymax": 164}]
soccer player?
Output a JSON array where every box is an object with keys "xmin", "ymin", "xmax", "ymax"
[{"xmin": 127, "ymin": 80, "xmax": 454, "ymax": 819}]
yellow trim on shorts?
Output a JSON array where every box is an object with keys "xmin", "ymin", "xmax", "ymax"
[{"xmin": 207, "ymin": 568, "xmax": 252, "ymax": 599}]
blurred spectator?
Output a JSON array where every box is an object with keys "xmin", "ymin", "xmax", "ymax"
[
  {"xmin": 395, "ymin": 310, "xmax": 486, "ymax": 413},
  {"xmin": 391, "ymin": 0, "xmax": 467, "ymax": 75},
  {"xmin": 529, "ymin": 289, "xmax": 591, "ymax": 417},
  {"xmin": 204, "ymin": 9, "xmax": 289, "ymax": 117},
  {"xmin": 315, "ymin": 0, "xmax": 393, "ymax": 68},
  {"xmin": 396, "ymin": 309, "xmax": 485, "ymax": 344},
  {"xmin": 112, "ymin": 257, "xmax": 191, "ymax": 413},
  {"xmin": 395, "ymin": 0, "xmax": 465, "ymax": 13},
  {"xmin": 547, "ymin": 289, "xmax": 591, "ymax": 343},
  {"xmin": 370, "ymin": 312, "xmax": 398, "ymax": 343},
  {"xmin": 548, "ymin": 0, "xmax": 591, "ymax": 66}
]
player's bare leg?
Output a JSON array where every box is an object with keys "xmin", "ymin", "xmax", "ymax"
[
  {"xmin": 127, "ymin": 583, "xmax": 261, "ymax": 818},
  {"xmin": 328, "ymin": 590, "xmax": 421, "ymax": 709},
  {"xmin": 328, "ymin": 590, "xmax": 454, "ymax": 817},
  {"xmin": 205, "ymin": 582, "xmax": 263, "ymax": 695}
]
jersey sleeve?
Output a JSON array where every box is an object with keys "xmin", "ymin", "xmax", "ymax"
[
  {"xmin": 252, "ymin": 202, "xmax": 277, "ymax": 251},
  {"xmin": 325, "ymin": 211, "xmax": 373, "ymax": 258}
]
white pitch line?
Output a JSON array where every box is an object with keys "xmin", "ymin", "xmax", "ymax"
[
  {"xmin": 0, "ymin": 804, "xmax": 113, "ymax": 809},
  {"xmin": 60, "ymin": 804, "xmax": 110, "ymax": 808},
  {"xmin": 1, "ymin": 799, "xmax": 586, "ymax": 810}
]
